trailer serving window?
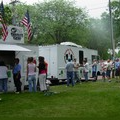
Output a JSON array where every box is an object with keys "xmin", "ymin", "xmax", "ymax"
[
  {"xmin": 92, "ymin": 55, "xmax": 99, "ymax": 61},
  {"xmin": 0, "ymin": 51, "xmax": 15, "ymax": 68},
  {"xmin": 0, "ymin": 44, "xmax": 31, "ymax": 69}
]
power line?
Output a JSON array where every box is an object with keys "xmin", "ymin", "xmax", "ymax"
[
  {"xmin": 86, "ymin": 1, "xmax": 108, "ymax": 7},
  {"xmin": 88, "ymin": 6, "xmax": 108, "ymax": 11},
  {"xmin": 78, "ymin": 1, "xmax": 109, "ymax": 11}
]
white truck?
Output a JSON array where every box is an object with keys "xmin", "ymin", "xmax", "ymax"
[{"xmin": 39, "ymin": 42, "xmax": 99, "ymax": 84}]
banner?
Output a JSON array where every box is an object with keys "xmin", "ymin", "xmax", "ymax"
[{"xmin": 0, "ymin": 25, "xmax": 24, "ymax": 43}]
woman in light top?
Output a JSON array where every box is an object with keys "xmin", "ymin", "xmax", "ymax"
[
  {"xmin": 0, "ymin": 61, "xmax": 8, "ymax": 93},
  {"xmin": 27, "ymin": 57, "xmax": 37, "ymax": 92}
]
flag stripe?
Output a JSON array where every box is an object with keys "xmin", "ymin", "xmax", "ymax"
[
  {"xmin": 2, "ymin": 23, "xmax": 8, "ymax": 40},
  {"xmin": 0, "ymin": 15, "xmax": 8, "ymax": 41},
  {"xmin": 21, "ymin": 10, "xmax": 32, "ymax": 41},
  {"xmin": 0, "ymin": 1, "xmax": 8, "ymax": 41}
]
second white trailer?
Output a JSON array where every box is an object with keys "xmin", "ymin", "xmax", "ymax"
[{"xmin": 39, "ymin": 44, "xmax": 98, "ymax": 83}]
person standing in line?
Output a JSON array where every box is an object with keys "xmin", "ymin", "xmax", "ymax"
[
  {"xmin": 101, "ymin": 60, "xmax": 107, "ymax": 82},
  {"xmin": 44, "ymin": 60, "xmax": 48, "ymax": 78},
  {"xmin": 27, "ymin": 57, "xmax": 37, "ymax": 92},
  {"xmin": 38, "ymin": 56, "xmax": 47, "ymax": 92},
  {"xmin": 65, "ymin": 59, "xmax": 74, "ymax": 87},
  {"xmin": 13, "ymin": 58, "xmax": 21, "ymax": 94},
  {"xmin": 91, "ymin": 59, "xmax": 97, "ymax": 81},
  {"xmin": 106, "ymin": 59, "xmax": 112, "ymax": 82},
  {"xmin": 114, "ymin": 58, "xmax": 120, "ymax": 82},
  {"xmin": 0, "ymin": 61, "xmax": 8, "ymax": 93},
  {"xmin": 83, "ymin": 59, "xmax": 89, "ymax": 82},
  {"xmin": 73, "ymin": 58, "xmax": 81, "ymax": 83}
]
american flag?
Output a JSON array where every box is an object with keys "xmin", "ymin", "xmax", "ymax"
[
  {"xmin": 21, "ymin": 10, "xmax": 32, "ymax": 41},
  {"xmin": 0, "ymin": 1, "xmax": 4, "ymax": 17},
  {"xmin": 0, "ymin": 1, "xmax": 8, "ymax": 41}
]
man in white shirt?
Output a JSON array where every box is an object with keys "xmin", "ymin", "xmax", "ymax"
[
  {"xmin": 0, "ymin": 61, "xmax": 8, "ymax": 93},
  {"xmin": 83, "ymin": 59, "xmax": 89, "ymax": 82}
]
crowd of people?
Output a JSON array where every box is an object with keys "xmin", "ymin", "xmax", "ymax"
[
  {"xmin": 65, "ymin": 58, "xmax": 98, "ymax": 87},
  {"xmin": 0, "ymin": 56, "xmax": 48, "ymax": 95},
  {"xmin": 100, "ymin": 58, "xmax": 120, "ymax": 82},
  {"xmin": 65, "ymin": 58, "xmax": 90, "ymax": 87},
  {"xmin": 0, "ymin": 56, "xmax": 120, "ymax": 98},
  {"xmin": 65, "ymin": 57, "xmax": 120, "ymax": 87}
]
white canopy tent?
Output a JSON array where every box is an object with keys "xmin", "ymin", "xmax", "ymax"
[{"xmin": 0, "ymin": 44, "xmax": 31, "ymax": 51}]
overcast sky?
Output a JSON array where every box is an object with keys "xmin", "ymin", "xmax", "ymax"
[{"xmin": 1, "ymin": 0, "xmax": 109, "ymax": 18}]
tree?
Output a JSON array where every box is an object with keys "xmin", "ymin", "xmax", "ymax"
[
  {"xmin": 97, "ymin": 1, "xmax": 120, "ymax": 59},
  {"xmin": 30, "ymin": 0, "xmax": 89, "ymax": 45},
  {"xmin": 3, "ymin": 0, "xmax": 112, "ymax": 59},
  {"xmin": 86, "ymin": 0, "xmax": 120, "ymax": 59},
  {"xmin": 88, "ymin": 17, "xmax": 111, "ymax": 59},
  {"xmin": 110, "ymin": 1, "xmax": 120, "ymax": 45}
]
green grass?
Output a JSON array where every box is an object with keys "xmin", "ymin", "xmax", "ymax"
[{"xmin": 1, "ymin": 80, "xmax": 120, "ymax": 120}]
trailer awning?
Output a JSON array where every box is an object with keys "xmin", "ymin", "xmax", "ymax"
[{"xmin": 0, "ymin": 44, "xmax": 31, "ymax": 51}]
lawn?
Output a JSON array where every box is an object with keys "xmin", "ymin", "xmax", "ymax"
[{"xmin": 0, "ymin": 79, "xmax": 120, "ymax": 120}]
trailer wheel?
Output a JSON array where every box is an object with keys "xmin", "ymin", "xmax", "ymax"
[
  {"xmin": 97, "ymin": 71, "xmax": 101, "ymax": 76},
  {"xmin": 50, "ymin": 79, "xmax": 59, "ymax": 85}
]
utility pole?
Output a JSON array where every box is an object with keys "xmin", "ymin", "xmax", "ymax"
[
  {"xmin": 9, "ymin": 0, "xmax": 20, "ymax": 26},
  {"xmin": 109, "ymin": 0, "xmax": 115, "ymax": 60}
]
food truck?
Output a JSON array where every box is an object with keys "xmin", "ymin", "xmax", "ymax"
[{"xmin": 0, "ymin": 25, "xmax": 39, "ymax": 92}]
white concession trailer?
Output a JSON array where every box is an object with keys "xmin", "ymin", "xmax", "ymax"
[
  {"xmin": 0, "ymin": 25, "xmax": 39, "ymax": 92},
  {"xmin": 39, "ymin": 42, "xmax": 99, "ymax": 84}
]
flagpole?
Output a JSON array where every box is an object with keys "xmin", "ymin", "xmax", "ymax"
[
  {"xmin": 9, "ymin": 0, "xmax": 20, "ymax": 26},
  {"xmin": 109, "ymin": 0, "xmax": 115, "ymax": 60}
]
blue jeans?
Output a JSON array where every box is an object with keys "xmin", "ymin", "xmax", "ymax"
[
  {"xmin": 66, "ymin": 71, "xmax": 74, "ymax": 86},
  {"xmin": 74, "ymin": 71, "xmax": 80, "ymax": 82},
  {"xmin": 28, "ymin": 75, "xmax": 36, "ymax": 92},
  {"xmin": 0, "ymin": 78, "xmax": 8, "ymax": 92},
  {"xmin": 106, "ymin": 70, "xmax": 111, "ymax": 78},
  {"xmin": 84, "ymin": 72, "xmax": 88, "ymax": 81}
]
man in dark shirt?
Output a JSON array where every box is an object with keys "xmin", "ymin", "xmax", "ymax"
[{"xmin": 13, "ymin": 58, "xmax": 21, "ymax": 93}]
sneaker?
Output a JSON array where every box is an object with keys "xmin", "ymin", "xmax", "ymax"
[
  {"xmin": 15, "ymin": 92, "xmax": 20, "ymax": 94},
  {"xmin": 108, "ymin": 80, "xmax": 111, "ymax": 82}
]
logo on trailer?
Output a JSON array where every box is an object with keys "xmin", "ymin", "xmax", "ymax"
[
  {"xmin": 64, "ymin": 48, "xmax": 75, "ymax": 63},
  {"xmin": 11, "ymin": 27, "xmax": 23, "ymax": 40}
]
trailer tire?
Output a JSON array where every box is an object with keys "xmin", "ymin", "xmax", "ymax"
[{"xmin": 50, "ymin": 79, "xmax": 59, "ymax": 85}]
